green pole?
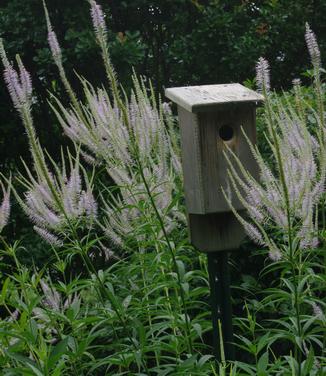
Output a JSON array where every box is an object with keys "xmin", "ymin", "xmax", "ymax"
[{"xmin": 207, "ymin": 250, "xmax": 235, "ymax": 362}]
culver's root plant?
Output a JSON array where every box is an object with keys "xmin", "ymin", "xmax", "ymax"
[
  {"xmin": 44, "ymin": 0, "xmax": 194, "ymax": 356},
  {"xmin": 0, "ymin": 1, "xmax": 213, "ymax": 374},
  {"xmin": 223, "ymin": 23, "xmax": 325, "ymax": 376}
]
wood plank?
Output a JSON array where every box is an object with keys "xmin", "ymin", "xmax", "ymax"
[
  {"xmin": 188, "ymin": 212, "xmax": 245, "ymax": 252},
  {"xmin": 198, "ymin": 107, "xmax": 258, "ymax": 213},
  {"xmin": 178, "ymin": 106, "xmax": 204, "ymax": 213},
  {"xmin": 165, "ymin": 83, "xmax": 264, "ymax": 113}
]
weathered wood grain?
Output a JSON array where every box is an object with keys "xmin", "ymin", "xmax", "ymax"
[
  {"xmin": 165, "ymin": 83, "xmax": 261, "ymax": 252},
  {"xmin": 178, "ymin": 106, "xmax": 258, "ymax": 214},
  {"xmin": 188, "ymin": 212, "xmax": 246, "ymax": 252},
  {"xmin": 165, "ymin": 83, "xmax": 264, "ymax": 113},
  {"xmin": 178, "ymin": 106, "xmax": 204, "ymax": 213}
]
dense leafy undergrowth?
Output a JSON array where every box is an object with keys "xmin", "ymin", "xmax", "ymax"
[{"xmin": 0, "ymin": 2, "xmax": 325, "ymax": 375}]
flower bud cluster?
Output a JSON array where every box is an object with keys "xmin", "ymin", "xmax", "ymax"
[{"xmin": 22, "ymin": 161, "xmax": 97, "ymax": 247}]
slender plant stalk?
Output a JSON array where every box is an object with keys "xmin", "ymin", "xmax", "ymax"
[
  {"xmin": 264, "ymin": 89, "xmax": 303, "ymax": 375},
  {"xmin": 138, "ymin": 249, "xmax": 160, "ymax": 367}
]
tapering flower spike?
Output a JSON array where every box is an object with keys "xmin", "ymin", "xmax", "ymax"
[
  {"xmin": 90, "ymin": 0, "xmax": 107, "ymax": 38},
  {"xmin": 17, "ymin": 55, "xmax": 32, "ymax": 102},
  {"xmin": 305, "ymin": 23, "xmax": 321, "ymax": 70},
  {"xmin": 34, "ymin": 226, "xmax": 63, "ymax": 247},
  {"xmin": 292, "ymin": 78, "xmax": 301, "ymax": 87},
  {"xmin": 0, "ymin": 41, "xmax": 32, "ymax": 111},
  {"xmin": 88, "ymin": 0, "xmax": 120, "ymax": 100},
  {"xmin": 42, "ymin": 0, "xmax": 62, "ymax": 63},
  {"xmin": 3, "ymin": 63, "xmax": 22, "ymax": 109},
  {"xmin": 43, "ymin": 0, "xmax": 83, "ymax": 115},
  {"xmin": 256, "ymin": 57, "xmax": 270, "ymax": 94},
  {"xmin": 48, "ymin": 30, "xmax": 61, "ymax": 62}
]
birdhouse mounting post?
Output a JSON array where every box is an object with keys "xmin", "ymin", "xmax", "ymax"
[
  {"xmin": 207, "ymin": 251, "xmax": 234, "ymax": 362},
  {"xmin": 165, "ymin": 83, "xmax": 263, "ymax": 363}
]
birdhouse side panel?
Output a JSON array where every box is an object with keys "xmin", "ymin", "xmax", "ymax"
[{"xmin": 178, "ymin": 106, "xmax": 205, "ymax": 214}]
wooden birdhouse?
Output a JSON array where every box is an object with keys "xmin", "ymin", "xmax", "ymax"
[{"xmin": 165, "ymin": 83, "xmax": 264, "ymax": 252}]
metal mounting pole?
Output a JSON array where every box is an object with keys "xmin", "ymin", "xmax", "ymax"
[{"xmin": 207, "ymin": 251, "xmax": 235, "ymax": 362}]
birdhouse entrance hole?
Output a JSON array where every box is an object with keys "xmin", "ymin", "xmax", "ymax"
[{"xmin": 219, "ymin": 124, "xmax": 234, "ymax": 142}]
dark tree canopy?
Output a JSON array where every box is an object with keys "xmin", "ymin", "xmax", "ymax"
[{"xmin": 0, "ymin": 0, "xmax": 325, "ymax": 172}]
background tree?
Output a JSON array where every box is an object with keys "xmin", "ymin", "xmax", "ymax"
[{"xmin": 0, "ymin": 0, "xmax": 325, "ymax": 253}]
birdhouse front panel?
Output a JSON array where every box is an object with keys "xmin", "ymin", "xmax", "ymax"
[{"xmin": 197, "ymin": 105, "xmax": 258, "ymax": 213}]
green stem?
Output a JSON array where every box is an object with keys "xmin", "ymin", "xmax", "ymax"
[
  {"xmin": 264, "ymin": 88, "xmax": 302, "ymax": 374},
  {"xmin": 74, "ymin": 238, "xmax": 149, "ymax": 373},
  {"xmin": 138, "ymin": 250, "xmax": 160, "ymax": 367},
  {"xmin": 99, "ymin": 49, "xmax": 194, "ymax": 352},
  {"xmin": 136, "ymin": 158, "xmax": 193, "ymax": 354}
]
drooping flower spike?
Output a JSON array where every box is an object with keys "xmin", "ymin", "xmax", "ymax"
[
  {"xmin": 18, "ymin": 151, "xmax": 98, "ymax": 246},
  {"xmin": 0, "ymin": 180, "xmax": 11, "ymax": 233}
]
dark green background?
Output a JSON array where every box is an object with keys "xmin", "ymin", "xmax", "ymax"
[{"xmin": 0, "ymin": 0, "xmax": 325, "ymax": 253}]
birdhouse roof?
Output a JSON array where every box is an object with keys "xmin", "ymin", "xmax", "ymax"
[{"xmin": 165, "ymin": 83, "xmax": 264, "ymax": 113}]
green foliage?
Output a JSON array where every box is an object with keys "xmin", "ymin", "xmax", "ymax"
[
  {"xmin": 0, "ymin": 239, "xmax": 215, "ymax": 375},
  {"xmin": 1, "ymin": 0, "xmax": 326, "ymax": 252},
  {"xmin": 0, "ymin": 1, "xmax": 325, "ymax": 375}
]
